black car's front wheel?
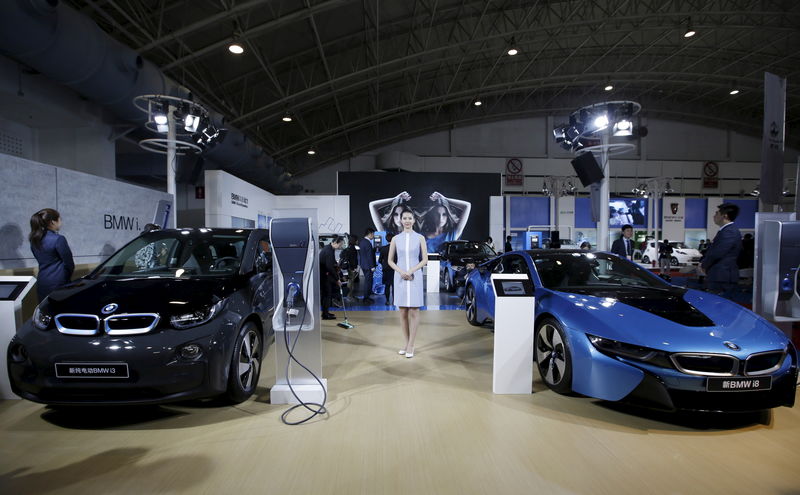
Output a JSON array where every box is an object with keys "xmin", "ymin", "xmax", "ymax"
[
  {"xmin": 443, "ymin": 272, "xmax": 453, "ymax": 292},
  {"xmin": 535, "ymin": 318, "xmax": 572, "ymax": 394},
  {"xmin": 226, "ymin": 321, "xmax": 263, "ymax": 403}
]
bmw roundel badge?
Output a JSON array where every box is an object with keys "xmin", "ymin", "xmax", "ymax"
[
  {"xmin": 102, "ymin": 303, "xmax": 119, "ymax": 315},
  {"xmin": 723, "ymin": 341, "xmax": 740, "ymax": 351}
]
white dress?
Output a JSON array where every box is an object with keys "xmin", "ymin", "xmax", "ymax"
[{"xmin": 393, "ymin": 231, "xmax": 425, "ymax": 307}]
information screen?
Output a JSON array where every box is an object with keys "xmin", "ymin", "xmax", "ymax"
[
  {"xmin": 501, "ymin": 281, "xmax": 525, "ymax": 294},
  {"xmin": 0, "ymin": 282, "xmax": 24, "ymax": 300}
]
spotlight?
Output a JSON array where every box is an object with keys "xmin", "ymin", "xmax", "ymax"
[
  {"xmin": 684, "ymin": 18, "xmax": 696, "ymax": 38},
  {"xmin": 613, "ymin": 119, "xmax": 632, "ymax": 136},
  {"xmin": 307, "ymin": 148, "xmax": 316, "ymax": 155},
  {"xmin": 729, "ymin": 89, "xmax": 739, "ymax": 95},
  {"xmin": 156, "ymin": 124, "xmax": 169, "ymax": 133},
  {"xmin": 153, "ymin": 103, "xmax": 168, "ymax": 125},
  {"xmin": 474, "ymin": 99, "xmax": 482, "ymax": 106},
  {"xmin": 632, "ymin": 186, "xmax": 640, "ymax": 194},
  {"xmin": 184, "ymin": 113, "xmax": 200, "ymax": 133},
  {"xmin": 228, "ymin": 42, "xmax": 244, "ymax": 54},
  {"xmin": 750, "ymin": 185, "xmax": 760, "ymax": 197},
  {"xmin": 282, "ymin": 112, "xmax": 293, "ymax": 122},
  {"xmin": 593, "ymin": 114, "xmax": 609, "ymax": 131},
  {"xmin": 604, "ymin": 84, "xmax": 613, "ymax": 91},
  {"xmin": 507, "ymin": 36, "xmax": 519, "ymax": 56},
  {"xmin": 507, "ymin": 48, "xmax": 518, "ymax": 56}
]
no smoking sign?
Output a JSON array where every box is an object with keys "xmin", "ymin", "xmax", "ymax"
[{"xmin": 505, "ymin": 158, "xmax": 523, "ymax": 186}]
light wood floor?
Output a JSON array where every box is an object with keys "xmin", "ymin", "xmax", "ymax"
[{"xmin": 1, "ymin": 310, "xmax": 799, "ymax": 495}]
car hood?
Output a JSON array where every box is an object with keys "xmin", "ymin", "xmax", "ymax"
[
  {"xmin": 45, "ymin": 277, "xmax": 238, "ymax": 317},
  {"xmin": 549, "ymin": 287, "xmax": 789, "ymax": 355}
]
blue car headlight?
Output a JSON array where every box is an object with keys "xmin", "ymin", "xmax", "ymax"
[
  {"xmin": 33, "ymin": 302, "xmax": 52, "ymax": 330},
  {"xmin": 587, "ymin": 334, "xmax": 673, "ymax": 369},
  {"xmin": 171, "ymin": 300, "xmax": 225, "ymax": 329}
]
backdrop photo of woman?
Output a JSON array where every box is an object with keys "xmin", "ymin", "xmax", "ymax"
[
  {"xmin": 369, "ymin": 191, "xmax": 418, "ymax": 235},
  {"xmin": 420, "ymin": 191, "xmax": 471, "ymax": 253}
]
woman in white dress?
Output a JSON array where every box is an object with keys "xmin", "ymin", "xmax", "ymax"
[{"xmin": 387, "ymin": 208, "xmax": 428, "ymax": 358}]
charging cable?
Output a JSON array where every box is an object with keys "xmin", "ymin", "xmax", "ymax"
[{"xmin": 280, "ymin": 277, "xmax": 328, "ymax": 425}]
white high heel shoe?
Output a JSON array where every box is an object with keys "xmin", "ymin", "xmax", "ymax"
[
  {"xmin": 398, "ymin": 349, "xmax": 406, "ymax": 355},
  {"xmin": 405, "ymin": 349, "xmax": 414, "ymax": 358}
]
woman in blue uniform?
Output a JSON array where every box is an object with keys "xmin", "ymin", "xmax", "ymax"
[
  {"xmin": 29, "ymin": 208, "xmax": 74, "ymax": 301},
  {"xmin": 387, "ymin": 208, "xmax": 428, "ymax": 358}
]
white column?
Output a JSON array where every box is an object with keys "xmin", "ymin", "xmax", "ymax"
[
  {"xmin": 598, "ymin": 133, "xmax": 610, "ymax": 250},
  {"xmin": 167, "ymin": 107, "xmax": 177, "ymax": 228}
]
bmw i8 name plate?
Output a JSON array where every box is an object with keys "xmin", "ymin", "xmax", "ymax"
[
  {"xmin": 706, "ymin": 376, "xmax": 772, "ymax": 392},
  {"xmin": 55, "ymin": 363, "xmax": 129, "ymax": 379}
]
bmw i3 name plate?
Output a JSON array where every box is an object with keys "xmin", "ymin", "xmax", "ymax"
[
  {"xmin": 706, "ymin": 376, "xmax": 772, "ymax": 392},
  {"xmin": 55, "ymin": 363, "xmax": 129, "ymax": 379}
]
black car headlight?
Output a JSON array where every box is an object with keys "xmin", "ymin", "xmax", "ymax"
[
  {"xmin": 32, "ymin": 303, "xmax": 52, "ymax": 330},
  {"xmin": 170, "ymin": 300, "xmax": 225, "ymax": 329},
  {"xmin": 587, "ymin": 334, "xmax": 673, "ymax": 368},
  {"xmin": 452, "ymin": 265, "xmax": 465, "ymax": 272}
]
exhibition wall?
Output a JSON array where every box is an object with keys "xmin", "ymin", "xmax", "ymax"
[
  {"xmin": 0, "ymin": 154, "xmax": 173, "ymax": 269},
  {"xmin": 204, "ymin": 170, "xmax": 349, "ymax": 234}
]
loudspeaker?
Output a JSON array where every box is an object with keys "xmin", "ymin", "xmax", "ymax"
[{"xmin": 570, "ymin": 152, "xmax": 604, "ymax": 187}]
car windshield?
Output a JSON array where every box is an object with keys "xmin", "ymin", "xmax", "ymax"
[
  {"xmin": 671, "ymin": 242, "xmax": 687, "ymax": 249},
  {"xmin": 90, "ymin": 231, "xmax": 249, "ymax": 279},
  {"xmin": 533, "ymin": 252, "xmax": 668, "ymax": 290},
  {"xmin": 448, "ymin": 243, "xmax": 495, "ymax": 257}
]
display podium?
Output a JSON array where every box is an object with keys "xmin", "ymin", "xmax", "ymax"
[
  {"xmin": 426, "ymin": 257, "xmax": 440, "ymax": 293},
  {"xmin": 490, "ymin": 273, "xmax": 535, "ymax": 394},
  {"xmin": 0, "ymin": 276, "xmax": 37, "ymax": 399}
]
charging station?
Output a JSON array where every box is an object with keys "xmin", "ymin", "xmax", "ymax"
[
  {"xmin": 490, "ymin": 273, "xmax": 535, "ymax": 394},
  {"xmin": 269, "ymin": 214, "xmax": 327, "ymax": 406},
  {"xmin": 0, "ymin": 276, "xmax": 37, "ymax": 399}
]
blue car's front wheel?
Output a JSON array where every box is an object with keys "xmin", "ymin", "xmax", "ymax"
[
  {"xmin": 465, "ymin": 285, "xmax": 481, "ymax": 326},
  {"xmin": 535, "ymin": 318, "xmax": 573, "ymax": 394}
]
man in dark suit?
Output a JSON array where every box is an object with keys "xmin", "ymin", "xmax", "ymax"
[
  {"xmin": 700, "ymin": 203, "xmax": 741, "ymax": 295},
  {"xmin": 378, "ymin": 233, "xmax": 395, "ymax": 305},
  {"xmin": 610, "ymin": 224, "xmax": 634, "ymax": 260},
  {"xmin": 319, "ymin": 236, "xmax": 343, "ymax": 320},
  {"xmin": 358, "ymin": 227, "xmax": 376, "ymax": 303}
]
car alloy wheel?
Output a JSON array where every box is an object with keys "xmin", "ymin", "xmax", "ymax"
[
  {"xmin": 444, "ymin": 272, "xmax": 453, "ymax": 292},
  {"xmin": 227, "ymin": 322, "xmax": 263, "ymax": 403},
  {"xmin": 641, "ymin": 255, "xmax": 650, "ymax": 264},
  {"xmin": 535, "ymin": 318, "xmax": 572, "ymax": 394},
  {"xmin": 466, "ymin": 285, "xmax": 480, "ymax": 326},
  {"xmin": 671, "ymin": 256, "xmax": 679, "ymax": 266}
]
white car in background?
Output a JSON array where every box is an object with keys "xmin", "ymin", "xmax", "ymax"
[{"xmin": 641, "ymin": 241, "xmax": 702, "ymax": 265}]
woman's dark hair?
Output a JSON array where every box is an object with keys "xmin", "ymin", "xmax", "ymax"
[
  {"xmin": 421, "ymin": 205, "xmax": 454, "ymax": 235},
  {"xmin": 29, "ymin": 208, "xmax": 60, "ymax": 249}
]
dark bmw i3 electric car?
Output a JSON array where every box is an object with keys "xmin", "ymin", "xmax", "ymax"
[
  {"xmin": 438, "ymin": 240, "xmax": 496, "ymax": 292},
  {"xmin": 8, "ymin": 228, "xmax": 274, "ymax": 405}
]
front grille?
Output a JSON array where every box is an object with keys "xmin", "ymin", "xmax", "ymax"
[
  {"xmin": 55, "ymin": 314, "xmax": 100, "ymax": 335},
  {"xmin": 105, "ymin": 314, "xmax": 160, "ymax": 335},
  {"xmin": 671, "ymin": 353, "xmax": 738, "ymax": 376},
  {"xmin": 745, "ymin": 350, "xmax": 786, "ymax": 376}
]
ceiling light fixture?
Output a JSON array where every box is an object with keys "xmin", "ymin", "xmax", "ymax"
[
  {"xmin": 307, "ymin": 148, "xmax": 316, "ymax": 155},
  {"xmin": 507, "ymin": 37, "xmax": 519, "ymax": 56},
  {"xmin": 729, "ymin": 88, "xmax": 740, "ymax": 95},
  {"xmin": 474, "ymin": 99, "xmax": 482, "ymax": 106},
  {"xmin": 282, "ymin": 112, "xmax": 293, "ymax": 122},
  {"xmin": 683, "ymin": 18, "xmax": 696, "ymax": 38},
  {"xmin": 604, "ymin": 83, "xmax": 613, "ymax": 91},
  {"xmin": 228, "ymin": 42, "xmax": 244, "ymax": 54}
]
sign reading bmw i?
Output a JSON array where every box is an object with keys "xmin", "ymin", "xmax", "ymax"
[{"xmin": 101, "ymin": 303, "xmax": 118, "ymax": 315}]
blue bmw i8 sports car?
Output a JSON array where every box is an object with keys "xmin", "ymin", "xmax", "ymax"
[{"xmin": 464, "ymin": 250, "xmax": 797, "ymax": 412}]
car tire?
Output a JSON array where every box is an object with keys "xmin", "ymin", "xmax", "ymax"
[
  {"xmin": 671, "ymin": 256, "xmax": 679, "ymax": 266},
  {"xmin": 641, "ymin": 255, "xmax": 650, "ymax": 264},
  {"xmin": 444, "ymin": 272, "xmax": 453, "ymax": 292},
  {"xmin": 465, "ymin": 285, "xmax": 481, "ymax": 326},
  {"xmin": 535, "ymin": 318, "xmax": 572, "ymax": 394},
  {"xmin": 226, "ymin": 321, "xmax": 263, "ymax": 403}
]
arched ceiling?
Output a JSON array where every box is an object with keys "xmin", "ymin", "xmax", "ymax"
[{"xmin": 67, "ymin": 0, "xmax": 800, "ymax": 177}]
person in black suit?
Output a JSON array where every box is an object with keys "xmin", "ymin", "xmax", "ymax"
[
  {"xmin": 29, "ymin": 208, "xmax": 75, "ymax": 301},
  {"xmin": 319, "ymin": 236, "xmax": 344, "ymax": 320},
  {"xmin": 358, "ymin": 228, "xmax": 377, "ymax": 303},
  {"xmin": 378, "ymin": 233, "xmax": 395, "ymax": 305},
  {"xmin": 700, "ymin": 203, "xmax": 741, "ymax": 295},
  {"xmin": 610, "ymin": 224, "xmax": 634, "ymax": 260},
  {"xmin": 504, "ymin": 235, "xmax": 513, "ymax": 252}
]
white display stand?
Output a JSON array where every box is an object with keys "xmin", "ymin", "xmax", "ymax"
[
  {"xmin": 426, "ymin": 259, "xmax": 440, "ymax": 293},
  {"xmin": 0, "ymin": 276, "xmax": 37, "ymax": 399},
  {"xmin": 490, "ymin": 273, "xmax": 535, "ymax": 394}
]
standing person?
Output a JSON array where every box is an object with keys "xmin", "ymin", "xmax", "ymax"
[
  {"xmin": 580, "ymin": 241, "xmax": 592, "ymax": 250},
  {"xmin": 388, "ymin": 209, "xmax": 428, "ymax": 358},
  {"xmin": 319, "ymin": 236, "xmax": 343, "ymax": 320},
  {"xmin": 378, "ymin": 233, "xmax": 395, "ymax": 306},
  {"xmin": 610, "ymin": 224, "xmax": 634, "ymax": 260},
  {"xmin": 504, "ymin": 235, "xmax": 513, "ymax": 252},
  {"xmin": 700, "ymin": 203, "xmax": 742, "ymax": 295},
  {"xmin": 658, "ymin": 239, "xmax": 673, "ymax": 277},
  {"xmin": 340, "ymin": 234, "xmax": 359, "ymax": 301},
  {"xmin": 485, "ymin": 236, "xmax": 494, "ymax": 250},
  {"xmin": 358, "ymin": 228, "xmax": 377, "ymax": 303},
  {"xmin": 29, "ymin": 208, "xmax": 74, "ymax": 301}
]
